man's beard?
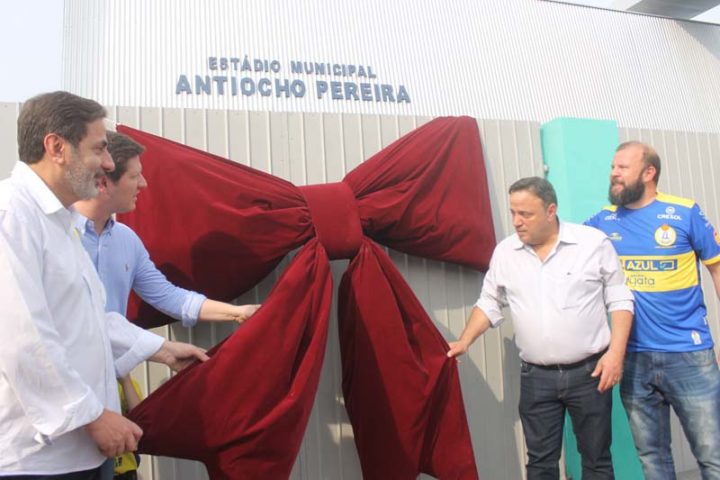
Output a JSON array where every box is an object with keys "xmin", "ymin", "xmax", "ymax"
[
  {"xmin": 609, "ymin": 177, "xmax": 645, "ymax": 206},
  {"xmin": 65, "ymin": 149, "xmax": 100, "ymax": 200}
]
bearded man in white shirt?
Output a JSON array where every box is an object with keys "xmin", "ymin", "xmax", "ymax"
[
  {"xmin": 0, "ymin": 91, "xmax": 209, "ymax": 479},
  {"xmin": 447, "ymin": 177, "xmax": 634, "ymax": 480}
]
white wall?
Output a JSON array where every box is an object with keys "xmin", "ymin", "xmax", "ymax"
[{"xmin": 62, "ymin": 0, "xmax": 720, "ymax": 132}]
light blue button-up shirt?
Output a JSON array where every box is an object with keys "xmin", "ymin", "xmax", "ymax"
[{"xmin": 75, "ymin": 215, "xmax": 206, "ymax": 327}]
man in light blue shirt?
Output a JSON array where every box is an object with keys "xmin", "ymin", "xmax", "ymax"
[
  {"xmin": 75, "ymin": 131, "xmax": 259, "ymax": 327},
  {"xmin": 75, "ymin": 131, "xmax": 259, "ymax": 480},
  {"xmin": 76, "ymin": 214, "xmax": 206, "ymax": 325}
]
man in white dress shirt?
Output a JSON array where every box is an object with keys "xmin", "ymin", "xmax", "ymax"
[
  {"xmin": 448, "ymin": 177, "xmax": 634, "ymax": 480},
  {"xmin": 0, "ymin": 91, "xmax": 209, "ymax": 479}
]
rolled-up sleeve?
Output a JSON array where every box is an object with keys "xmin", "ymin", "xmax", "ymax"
[
  {"xmin": 106, "ymin": 312, "xmax": 165, "ymax": 378},
  {"xmin": 474, "ymin": 252, "xmax": 507, "ymax": 327},
  {"xmin": 598, "ymin": 237, "xmax": 634, "ymax": 313},
  {"xmin": 131, "ymin": 236, "xmax": 206, "ymax": 327}
]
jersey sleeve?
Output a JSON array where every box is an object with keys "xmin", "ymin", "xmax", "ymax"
[
  {"xmin": 584, "ymin": 209, "xmax": 603, "ymax": 229},
  {"xmin": 689, "ymin": 203, "xmax": 720, "ymax": 265}
]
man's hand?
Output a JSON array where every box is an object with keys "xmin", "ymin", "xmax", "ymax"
[
  {"xmin": 84, "ymin": 409, "xmax": 143, "ymax": 458},
  {"xmin": 150, "ymin": 341, "xmax": 210, "ymax": 372},
  {"xmin": 232, "ymin": 304, "xmax": 261, "ymax": 323},
  {"xmin": 447, "ymin": 340, "xmax": 470, "ymax": 358},
  {"xmin": 446, "ymin": 308, "xmax": 491, "ymax": 359},
  {"xmin": 591, "ymin": 349, "xmax": 624, "ymax": 392},
  {"xmin": 198, "ymin": 300, "xmax": 261, "ymax": 323}
]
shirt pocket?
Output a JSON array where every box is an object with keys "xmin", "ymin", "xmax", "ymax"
[{"xmin": 547, "ymin": 270, "xmax": 603, "ymax": 309}]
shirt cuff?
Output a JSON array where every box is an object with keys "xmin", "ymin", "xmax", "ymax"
[
  {"xmin": 474, "ymin": 299, "xmax": 505, "ymax": 327},
  {"xmin": 607, "ymin": 299, "xmax": 634, "ymax": 314},
  {"xmin": 605, "ymin": 283, "xmax": 634, "ymax": 304},
  {"xmin": 181, "ymin": 293, "xmax": 207, "ymax": 327},
  {"xmin": 114, "ymin": 331, "xmax": 165, "ymax": 378}
]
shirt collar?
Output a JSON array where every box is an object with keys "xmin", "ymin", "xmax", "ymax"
[
  {"xmin": 73, "ymin": 211, "xmax": 116, "ymax": 236},
  {"xmin": 557, "ymin": 221, "xmax": 578, "ymax": 245},
  {"xmin": 510, "ymin": 220, "xmax": 578, "ymax": 250},
  {"xmin": 11, "ymin": 161, "xmax": 65, "ymax": 216}
]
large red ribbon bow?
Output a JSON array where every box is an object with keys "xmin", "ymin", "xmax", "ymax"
[{"xmin": 119, "ymin": 116, "xmax": 495, "ymax": 479}]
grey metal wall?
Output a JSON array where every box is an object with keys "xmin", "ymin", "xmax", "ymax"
[
  {"xmin": 114, "ymin": 109, "xmax": 543, "ymax": 480},
  {"xmin": 2, "ymin": 104, "xmax": 717, "ymax": 477},
  {"xmin": 62, "ymin": 0, "xmax": 720, "ymax": 133},
  {"xmin": 0, "ymin": 104, "xmax": 542, "ymax": 479}
]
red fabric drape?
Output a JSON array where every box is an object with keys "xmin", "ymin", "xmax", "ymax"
[
  {"xmin": 129, "ymin": 240, "xmax": 332, "ymax": 478},
  {"xmin": 119, "ymin": 116, "xmax": 495, "ymax": 479}
]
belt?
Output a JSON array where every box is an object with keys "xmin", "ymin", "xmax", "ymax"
[{"xmin": 524, "ymin": 349, "xmax": 607, "ymax": 371}]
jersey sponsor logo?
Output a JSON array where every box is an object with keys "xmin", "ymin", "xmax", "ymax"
[
  {"xmin": 619, "ymin": 251, "xmax": 698, "ymax": 292},
  {"xmin": 623, "ymin": 259, "xmax": 677, "ymax": 271},
  {"xmin": 626, "ymin": 275, "xmax": 655, "ymax": 288},
  {"xmin": 604, "ymin": 213, "xmax": 617, "ymax": 221},
  {"xmin": 657, "ymin": 205, "xmax": 682, "ymax": 220},
  {"xmin": 609, "ymin": 232, "xmax": 622, "ymax": 241},
  {"xmin": 657, "ymin": 206, "xmax": 682, "ymax": 221},
  {"xmin": 654, "ymin": 224, "xmax": 677, "ymax": 247}
]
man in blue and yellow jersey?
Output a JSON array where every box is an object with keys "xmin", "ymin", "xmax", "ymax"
[{"xmin": 586, "ymin": 141, "xmax": 720, "ymax": 479}]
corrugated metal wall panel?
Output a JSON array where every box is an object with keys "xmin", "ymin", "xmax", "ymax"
[
  {"xmin": 4, "ymin": 102, "xmax": 718, "ymax": 477},
  {"xmin": 0, "ymin": 104, "xmax": 539, "ymax": 478},
  {"xmin": 62, "ymin": 0, "xmax": 720, "ymax": 133},
  {"xmin": 88, "ymin": 108, "xmax": 539, "ymax": 479},
  {"xmin": 0, "ymin": 102, "xmax": 19, "ymax": 179}
]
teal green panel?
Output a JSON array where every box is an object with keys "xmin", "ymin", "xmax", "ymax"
[
  {"xmin": 540, "ymin": 117, "xmax": 643, "ymax": 479},
  {"xmin": 541, "ymin": 117, "xmax": 617, "ymax": 223}
]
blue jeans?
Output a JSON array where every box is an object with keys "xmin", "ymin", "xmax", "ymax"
[
  {"xmin": 621, "ymin": 349, "xmax": 720, "ymax": 480},
  {"xmin": 99, "ymin": 458, "xmax": 114, "ymax": 480},
  {"xmin": 519, "ymin": 358, "xmax": 614, "ymax": 480}
]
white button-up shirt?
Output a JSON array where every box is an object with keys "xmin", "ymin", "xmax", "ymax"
[
  {"xmin": 476, "ymin": 222, "xmax": 634, "ymax": 365},
  {"xmin": 0, "ymin": 162, "xmax": 164, "ymax": 475}
]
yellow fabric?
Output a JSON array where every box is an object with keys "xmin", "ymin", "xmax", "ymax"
[
  {"xmin": 114, "ymin": 452, "xmax": 138, "ymax": 474},
  {"xmin": 620, "ymin": 251, "xmax": 698, "ymax": 292},
  {"xmin": 114, "ymin": 379, "xmax": 144, "ymax": 474},
  {"xmin": 656, "ymin": 192, "xmax": 695, "ymax": 209}
]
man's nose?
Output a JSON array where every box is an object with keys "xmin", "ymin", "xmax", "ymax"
[{"xmin": 101, "ymin": 151, "xmax": 115, "ymax": 172}]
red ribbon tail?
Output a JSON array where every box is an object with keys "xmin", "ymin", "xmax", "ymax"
[
  {"xmin": 128, "ymin": 240, "xmax": 333, "ymax": 478},
  {"xmin": 338, "ymin": 239, "xmax": 478, "ymax": 479}
]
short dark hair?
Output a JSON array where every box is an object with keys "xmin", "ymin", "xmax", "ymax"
[
  {"xmin": 508, "ymin": 176, "xmax": 558, "ymax": 207},
  {"xmin": 105, "ymin": 131, "xmax": 145, "ymax": 183},
  {"xmin": 17, "ymin": 91, "xmax": 106, "ymax": 164},
  {"xmin": 616, "ymin": 141, "xmax": 661, "ymax": 184}
]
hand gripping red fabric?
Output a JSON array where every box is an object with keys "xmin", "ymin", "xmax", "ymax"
[{"xmin": 119, "ymin": 116, "xmax": 495, "ymax": 479}]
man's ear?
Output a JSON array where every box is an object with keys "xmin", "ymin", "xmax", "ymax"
[
  {"xmin": 43, "ymin": 133, "xmax": 67, "ymax": 165},
  {"xmin": 642, "ymin": 165, "xmax": 657, "ymax": 184},
  {"xmin": 547, "ymin": 202, "xmax": 558, "ymax": 220}
]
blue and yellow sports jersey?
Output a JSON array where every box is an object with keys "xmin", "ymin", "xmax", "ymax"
[{"xmin": 586, "ymin": 193, "xmax": 720, "ymax": 352}]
